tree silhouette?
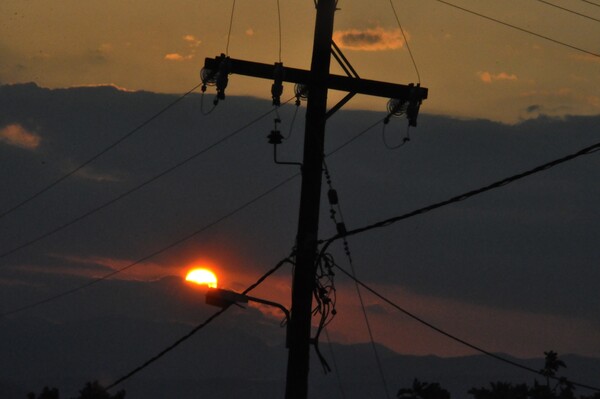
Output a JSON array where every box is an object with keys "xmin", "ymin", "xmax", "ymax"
[
  {"xmin": 468, "ymin": 381, "xmax": 531, "ymax": 399},
  {"xmin": 27, "ymin": 387, "xmax": 59, "ymax": 399},
  {"xmin": 76, "ymin": 381, "xmax": 125, "ymax": 399},
  {"xmin": 541, "ymin": 351, "xmax": 567, "ymax": 388},
  {"xmin": 397, "ymin": 378, "xmax": 451, "ymax": 399},
  {"xmin": 396, "ymin": 351, "xmax": 598, "ymax": 399},
  {"xmin": 26, "ymin": 381, "xmax": 124, "ymax": 399}
]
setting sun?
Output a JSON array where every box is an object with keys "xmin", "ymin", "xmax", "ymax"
[{"xmin": 185, "ymin": 268, "xmax": 218, "ymax": 288}]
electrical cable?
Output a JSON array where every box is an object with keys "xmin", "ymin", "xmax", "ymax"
[
  {"xmin": 312, "ymin": 252, "xmax": 337, "ymax": 373},
  {"xmin": 284, "ymin": 101, "xmax": 301, "ymax": 140},
  {"xmin": 0, "ymin": 97, "xmax": 296, "ymax": 261},
  {"xmin": 225, "ymin": 0, "xmax": 237, "ymax": 55},
  {"xmin": 200, "ymin": 92, "xmax": 218, "ymax": 115},
  {"xmin": 105, "ymin": 254, "xmax": 294, "ymax": 390},
  {"xmin": 321, "ymin": 140, "xmax": 600, "ymax": 245},
  {"xmin": 382, "ymin": 122, "xmax": 411, "ymax": 149},
  {"xmin": 579, "ymin": 0, "xmax": 600, "ymax": 8},
  {"xmin": 326, "ymin": 118, "xmax": 386, "ymax": 157},
  {"xmin": 0, "ymin": 174, "xmax": 299, "ymax": 317},
  {"xmin": 0, "ymin": 83, "xmax": 202, "ymax": 223},
  {"xmin": 322, "ymin": 163, "xmax": 391, "ymax": 398},
  {"xmin": 1, "ymin": 115, "xmax": 383, "ymax": 316},
  {"xmin": 277, "ymin": 0, "xmax": 283, "ymax": 62},
  {"xmin": 431, "ymin": 0, "xmax": 600, "ymax": 58},
  {"xmin": 332, "ymin": 262, "xmax": 600, "ymax": 393},
  {"xmin": 324, "ymin": 328, "xmax": 347, "ymax": 399},
  {"xmin": 389, "ymin": 0, "xmax": 421, "ymax": 83},
  {"xmin": 533, "ymin": 0, "xmax": 600, "ymax": 23}
]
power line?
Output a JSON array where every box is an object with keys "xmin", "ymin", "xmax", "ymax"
[
  {"xmin": 432, "ymin": 0, "xmax": 600, "ymax": 58},
  {"xmin": 533, "ymin": 0, "xmax": 600, "ymax": 23},
  {"xmin": 225, "ymin": 0, "xmax": 237, "ymax": 55},
  {"xmin": 324, "ymin": 328, "xmax": 347, "ymax": 399},
  {"xmin": 1, "ymin": 115, "xmax": 383, "ymax": 316},
  {"xmin": 0, "ymin": 83, "xmax": 202, "ymax": 223},
  {"xmin": 321, "ymin": 140, "xmax": 600, "ymax": 244},
  {"xmin": 0, "ymin": 174, "xmax": 298, "ymax": 317},
  {"xmin": 332, "ymin": 262, "xmax": 600, "ymax": 393},
  {"xmin": 579, "ymin": 0, "xmax": 600, "ymax": 8},
  {"xmin": 0, "ymin": 98, "xmax": 293, "ymax": 261},
  {"xmin": 323, "ymin": 163, "xmax": 391, "ymax": 399},
  {"xmin": 106, "ymin": 255, "xmax": 294, "ymax": 390},
  {"xmin": 277, "ymin": 0, "xmax": 283, "ymax": 62},
  {"xmin": 389, "ymin": 0, "xmax": 421, "ymax": 83},
  {"xmin": 326, "ymin": 118, "xmax": 385, "ymax": 157}
]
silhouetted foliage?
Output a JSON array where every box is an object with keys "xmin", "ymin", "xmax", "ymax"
[
  {"xmin": 541, "ymin": 351, "xmax": 567, "ymax": 387},
  {"xmin": 76, "ymin": 381, "xmax": 125, "ymax": 399},
  {"xmin": 26, "ymin": 381, "xmax": 124, "ymax": 399},
  {"xmin": 468, "ymin": 352, "xmax": 582, "ymax": 399},
  {"xmin": 27, "ymin": 387, "xmax": 59, "ymax": 399},
  {"xmin": 469, "ymin": 381, "xmax": 530, "ymax": 399},
  {"xmin": 397, "ymin": 351, "xmax": 598, "ymax": 399},
  {"xmin": 397, "ymin": 378, "xmax": 451, "ymax": 399}
]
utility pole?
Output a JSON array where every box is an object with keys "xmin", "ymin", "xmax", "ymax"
[
  {"xmin": 285, "ymin": 1, "xmax": 336, "ymax": 397},
  {"xmin": 202, "ymin": 1, "xmax": 427, "ymax": 397}
]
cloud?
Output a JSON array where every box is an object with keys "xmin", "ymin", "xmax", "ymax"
[
  {"xmin": 333, "ymin": 27, "xmax": 405, "ymax": 51},
  {"xmin": 74, "ymin": 167, "xmax": 122, "ymax": 183},
  {"xmin": 478, "ymin": 71, "xmax": 518, "ymax": 83},
  {"xmin": 519, "ymin": 88, "xmax": 600, "ymax": 115},
  {"xmin": 570, "ymin": 54, "xmax": 600, "ymax": 64},
  {"xmin": 182, "ymin": 34, "xmax": 202, "ymax": 47},
  {"xmin": 164, "ymin": 53, "xmax": 193, "ymax": 61},
  {"xmin": 1, "ymin": 84, "xmax": 599, "ymax": 363},
  {"xmin": 71, "ymin": 83, "xmax": 135, "ymax": 92},
  {"xmin": 51, "ymin": 254, "xmax": 168, "ymax": 280},
  {"xmin": 0, "ymin": 123, "xmax": 41, "ymax": 149},
  {"xmin": 86, "ymin": 43, "xmax": 113, "ymax": 65},
  {"xmin": 245, "ymin": 28, "xmax": 255, "ymax": 37},
  {"xmin": 164, "ymin": 35, "xmax": 201, "ymax": 62}
]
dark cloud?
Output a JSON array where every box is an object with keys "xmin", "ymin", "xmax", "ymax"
[
  {"xmin": 1, "ymin": 83, "xmax": 598, "ymax": 319},
  {"xmin": 333, "ymin": 27, "xmax": 404, "ymax": 51},
  {"xmin": 342, "ymin": 31, "xmax": 383, "ymax": 46},
  {"xmin": 0, "ymin": 83, "xmax": 598, "ymax": 397}
]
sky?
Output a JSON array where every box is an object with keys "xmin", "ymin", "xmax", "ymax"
[
  {"xmin": 0, "ymin": 0, "xmax": 599, "ymax": 397},
  {"xmin": 1, "ymin": 0, "xmax": 599, "ymax": 122}
]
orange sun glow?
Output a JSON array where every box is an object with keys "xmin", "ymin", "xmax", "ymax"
[{"xmin": 185, "ymin": 268, "xmax": 218, "ymax": 288}]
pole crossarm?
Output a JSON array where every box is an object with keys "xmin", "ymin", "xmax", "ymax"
[
  {"xmin": 203, "ymin": 4, "xmax": 429, "ymax": 396},
  {"xmin": 203, "ymin": 56, "xmax": 428, "ymax": 102}
]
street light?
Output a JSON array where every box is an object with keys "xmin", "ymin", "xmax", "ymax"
[{"xmin": 205, "ymin": 288, "xmax": 290, "ymax": 346}]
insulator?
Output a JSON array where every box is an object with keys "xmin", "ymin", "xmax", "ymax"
[
  {"xmin": 271, "ymin": 62, "xmax": 284, "ymax": 106},
  {"xmin": 294, "ymin": 84, "xmax": 309, "ymax": 101},
  {"xmin": 336, "ymin": 222, "xmax": 347, "ymax": 236},
  {"xmin": 215, "ymin": 54, "xmax": 231, "ymax": 101},
  {"xmin": 327, "ymin": 189, "xmax": 339, "ymax": 205},
  {"xmin": 268, "ymin": 118, "xmax": 283, "ymax": 145},
  {"xmin": 387, "ymin": 98, "xmax": 408, "ymax": 117},
  {"xmin": 406, "ymin": 83, "xmax": 423, "ymax": 127},
  {"xmin": 201, "ymin": 68, "xmax": 217, "ymax": 87},
  {"xmin": 268, "ymin": 129, "xmax": 283, "ymax": 145}
]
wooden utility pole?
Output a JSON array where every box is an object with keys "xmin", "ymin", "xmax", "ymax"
[
  {"xmin": 203, "ymin": 1, "xmax": 427, "ymax": 397},
  {"xmin": 285, "ymin": 1, "xmax": 336, "ymax": 397}
]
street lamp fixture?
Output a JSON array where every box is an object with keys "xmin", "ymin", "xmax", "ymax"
[{"xmin": 205, "ymin": 288, "xmax": 290, "ymax": 345}]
